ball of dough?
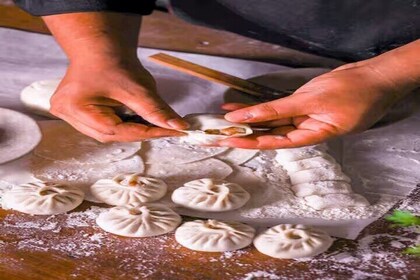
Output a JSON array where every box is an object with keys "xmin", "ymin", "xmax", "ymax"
[
  {"xmin": 253, "ymin": 224, "xmax": 333, "ymax": 259},
  {"xmin": 175, "ymin": 219, "xmax": 255, "ymax": 252},
  {"xmin": 171, "ymin": 178, "xmax": 250, "ymax": 212},
  {"xmin": 96, "ymin": 203, "xmax": 181, "ymax": 237},
  {"xmin": 2, "ymin": 181, "xmax": 84, "ymax": 215},
  {"xmin": 275, "ymin": 145, "xmax": 327, "ymax": 163},
  {"xmin": 181, "ymin": 114, "xmax": 252, "ymax": 145},
  {"xmin": 288, "ymin": 168, "xmax": 351, "ymax": 185},
  {"xmin": 304, "ymin": 194, "xmax": 370, "ymax": 210},
  {"xmin": 291, "ymin": 181, "xmax": 352, "ymax": 197},
  {"xmin": 279, "ymin": 155, "xmax": 338, "ymax": 174},
  {"xmin": 90, "ymin": 173, "xmax": 167, "ymax": 205}
]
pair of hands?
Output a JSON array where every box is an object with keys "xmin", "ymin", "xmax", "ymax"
[{"xmin": 50, "ymin": 58, "xmax": 403, "ymax": 149}]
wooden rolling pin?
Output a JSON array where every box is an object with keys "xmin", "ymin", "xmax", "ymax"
[{"xmin": 148, "ymin": 53, "xmax": 293, "ymax": 101}]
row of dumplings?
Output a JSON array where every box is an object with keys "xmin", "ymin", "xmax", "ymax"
[
  {"xmin": 275, "ymin": 145, "xmax": 370, "ymax": 210},
  {"xmin": 2, "ymin": 176, "xmax": 334, "ymax": 258}
]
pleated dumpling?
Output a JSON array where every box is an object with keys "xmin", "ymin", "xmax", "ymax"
[
  {"xmin": 2, "ymin": 181, "xmax": 84, "ymax": 215},
  {"xmin": 175, "ymin": 219, "xmax": 255, "ymax": 252},
  {"xmin": 253, "ymin": 224, "xmax": 333, "ymax": 259},
  {"xmin": 171, "ymin": 178, "xmax": 250, "ymax": 212},
  {"xmin": 90, "ymin": 173, "xmax": 168, "ymax": 205},
  {"xmin": 181, "ymin": 114, "xmax": 252, "ymax": 145},
  {"xmin": 96, "ymin": 203, "xmax": 181, "ymax": 237}
]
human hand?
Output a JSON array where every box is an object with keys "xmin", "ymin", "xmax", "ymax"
[
  {"xmin": 218, "ymin": 60, "xmax": 412, "ymax": 149},
  {"xmin": 50, "ymin": 60, "xmax": 188, "ymax": 142}
]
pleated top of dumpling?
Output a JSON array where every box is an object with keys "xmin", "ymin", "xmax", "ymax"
[
  {"xmin": 2, "ymin": 181, "xmax": 84, "ymax": 215},
  {"xmin": 175, "ymin": 219, "xmax": 255, "ymax": 252},
  {"xmin": 181, "ymin": 114, "xmax": 253, "ymax": 145},
  {"xmin": 171, "ymin": 178, "xmax": 250, "ymax": 212},
  {"xmin": 90, "ymin": 173, "xmax": 168, "ymax": 206}
]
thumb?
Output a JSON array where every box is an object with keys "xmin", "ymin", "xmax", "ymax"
[{"xmin": 224, "ymin": 95, "xmax": 303, "ymax": 123}]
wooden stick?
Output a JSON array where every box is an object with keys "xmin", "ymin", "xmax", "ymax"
[{"xmin": 148, "ymin": 53, "xmax": 291, "ymax": 99}]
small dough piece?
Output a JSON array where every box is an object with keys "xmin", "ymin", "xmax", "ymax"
[
  {"xmin": 20, "ymin": 79, "xmax": 60, "ymax": 117},
  {"xmin": 181, "ymin": 114, "xmax": 252, "ymax": 145},
  {"xmin": 275, "ymin": 145, "xmax": 327, "ymax": 164},
  {"xmin": 175, "ymin": 219, "xmax": 255, "ymax": 252},
  {"xmin": 304, "ymin": 194, "xmax": 370, "ymax": 210},
  {"xmin": 253, "ymin": 224, "xmax": 333, "ymax": 259},
  {"xmin": 2, "ymin": 181, "xmax": 84, "ymax": 215},
  {"xmin": 291, "ymin": 181, "xmax": 353, "ymax": 197},
  {"xmin": 145, "ymin": 158, "xmax": 233, "ymax": 186},
  {"xmin": 35, "ymin": 121, "xmax": 141, "ymax": 164},
  {"xmin": 172, "ymin": 178, "xmax": 250, "ymax": 212},
  {"xmin": 279, "ymin": 155, "xmax": 338, "ymax": 174},
  {"xmin": 217, "ymin": 148, "xmax": 259, "ymax": 165},
  {"xmin": 289, "ymin": 168, "xmax": 350, "ymax": 185},
  {"xmin": 90, "ymin": 173, "xmax": 167, "ymax": 205},
  {"xmin": 96, "ymin": 203, "xmax": 181, "ymax": 237}
]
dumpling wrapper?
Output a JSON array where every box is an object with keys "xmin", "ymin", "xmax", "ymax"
[
  {"xmin": 253, "ymin": 224, "xmax": 333, "ymax": 259},
  {"xmin": 31, "ymin": 155, "xmax": 145, "ymax": 203},
  {"xmin": 175, "ymin": 219, "xmax": 255, "ymax": 252},
  {"xmin": 145, "ymin": 158, "xmax": 233, "ymax": 188},
  {"xmin": 35, "ymin": 121, "xmax": 141, "ymax": 164},
  {"xmin": 180, "ymin": 114, "xmax": 253, "ymax": 145},
  {"xmin": 2, "ymin": 181, "xmax": 84, "ymax": 215},
  {"xmin": 140, "ymin": 137, "xmax": 228, "ymax": 165}
]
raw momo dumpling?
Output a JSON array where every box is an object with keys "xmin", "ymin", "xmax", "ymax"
[
  {"xmin": 304, "ymin": 194, "xmax": 370, "ymax": 210},
  {"xmin": 2, "ymin": 181, "xmax": 84, "ymax": 215},
  {"xmin": 288, "ymin": 168, "xmax": 350, "ymax": 185},
  {"xmin": 90, "ymin": 173, "xmax": 167, "ymax": 205},
  {"xmin": 291, "ymin": 181, "xmax": 352, "ymax": 197},
  {"xmin": 253, "ymin": 224, "xmax": 333, "ymax": 259},
  {"xmin": 279, "ymin": 155, "xmax": 338, "ymax": 174},
  {"xmin": 181, "ymin": 114, "xmax": 252, "ymax": 145},
  {"xmin": 171, "ymin": 178, "xmax": 250, "ymax": 212},
  {"xmin": 96, "ymin": 203, "xmax": 181, "ymax": 237},
  {"xmin": 175, "ymin": 219, "xmax": 255, "ymax": 252}
]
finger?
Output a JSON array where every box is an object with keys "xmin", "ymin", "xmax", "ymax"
[
  {"xmin": 249, "ymin": 118, "xmax": 293, "ymax": 128},
  {"xmin": 63, "ymin": 114, "xmax": 184, "ymax": 142},
  {"xmin": 51, "ymin": 104, "xmax": 123, "ymax": 135},
  {"xmin": 113, "ymin": 89, "xmax": 189, "ymax": 130},
  {"xmin": 221, "ymin": 103, "xmax": 252, "ymax": 111},
  {"xmin": 224, "ymin": 95, "xmax": 303, "ymax": 123}
]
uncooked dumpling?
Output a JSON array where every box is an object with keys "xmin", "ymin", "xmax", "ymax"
[
  {"xmin": 171, "ymin": 178, "xmax": 250, "ymax": 212},
  {"xmin": 35, "ymin": 121, "xmax": 141, "ymax": 164},
  {"xmin": 96, "ymin": 203, "xmax": 181, "ymax": 237},
  {"xmin": 291, "ymin": 181, "xmax": 352, "ymax": 197},
  {"xmin": 288, "ymin": 168, "xmax": 350, "ymax": 185},
  {"xmin": 304, "ymin": 194, "xmax": 370, "ymax": 210},
  {"xmin": 2, "ymin": 181, "xmax": 84, "ymax": 215},
  {"xmin": 175, "ymin": 219, "xmax": 255, "ymax": 252},
  {"xmin": 90, "ymin": 173, "xmax": 167, "ymax": 205},
  {"xmin": 181, "ymin": 114, "xmax": 252, "ymax": 145},
  {"xmin": 253, "ymin": 224, "xmax": 333, "ymax": 259}
]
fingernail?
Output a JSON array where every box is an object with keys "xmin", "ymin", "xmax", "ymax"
[
  {"xmin": 167, "ymin": 119, "xmax": 190, "ymax": 130},
  {"xmin": 225, "ymin": 112, "xmax": 253, "ymax": 122}
]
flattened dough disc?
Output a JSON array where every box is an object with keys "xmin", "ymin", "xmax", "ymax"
[{"xmin": 0, "ymin": 108, "xmax": 42, "ymax": 164}]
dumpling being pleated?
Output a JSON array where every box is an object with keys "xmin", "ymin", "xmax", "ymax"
[
  {"xmin": 96, "ymin": 203, "xmax": 181, "ymax": 237},
  {"xmin": 253, "ymin": 224, "xmax": 333, "ymax": 259},
  {"xmin": 175, "ymin": 219, "xmax": 255, "ymax": 252},
  {"xmin": 90, "ymin": 173, "xmax": 167, "ymax": 205},
  {"xmin": 181, "ymin": 114, "xmax": 253, "ymax": 145},
  {"xmin": 2, "ymin": 181, "xmax": 84, "ymax": 215},
  {"xmin": 171, "ymin": 178, "xmax": 250, "ymax": 212}
]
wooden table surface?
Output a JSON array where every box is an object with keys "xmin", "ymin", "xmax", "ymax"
[{"xmin": 0, "ymin": 4, "xmax": 419, "ymax": 280}]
